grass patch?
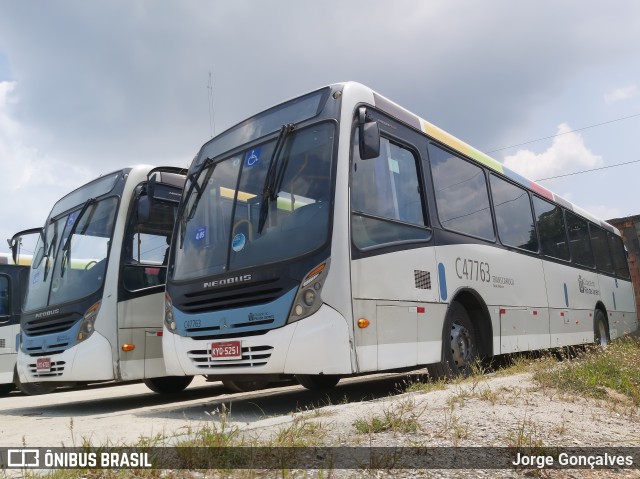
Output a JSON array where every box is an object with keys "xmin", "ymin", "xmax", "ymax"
[
  {"xmin": 353, "ymin": 396, "xmax": 422, "ymax": 434},
  {"xmin": 534, "ymin": 337, "xmax": 640, "ymax": 406}
]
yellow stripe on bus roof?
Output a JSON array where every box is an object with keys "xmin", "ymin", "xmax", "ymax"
[{"xmin": 419, "ymin": 118, "xmax": 504, "ymax": 174}]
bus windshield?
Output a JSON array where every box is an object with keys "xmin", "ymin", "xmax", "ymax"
[
  {"xmin": 24, "ymin": 195, "xmax": 118, "ymax": 311},
  {"xmin": 173, "ymin": 122, "xmax": 335, "ymax": 281}
]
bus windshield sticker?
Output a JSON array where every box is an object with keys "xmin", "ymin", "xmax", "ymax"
[
  {"xmin": 66, "ymin": 212, "xmax": 77, "ymax": 227},
  {"xmin": 195, "ymin": 226, "xmax": 206, "ymax": 242},
  {"xmin": 388, "ymin": 158, "xmax": 399, "ymax": 174},
  {"xmin": 245, "ymin": 148, "xmax": 261, "ymax": 168},
  {"xmin": 232, "ymin": 233, "xmax": 246, "ymax": 252}
]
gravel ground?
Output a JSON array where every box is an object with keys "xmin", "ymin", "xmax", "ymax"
[{"xmin": 216, "ymin": 371, "xmax": 640, "ymax": 478}]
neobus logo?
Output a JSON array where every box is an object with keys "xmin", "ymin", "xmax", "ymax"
[
  {"xmin": 203, "ymin": 274, "xmax": 252, "ymax": 289},
  {"xmin": 35, "ymin": 308, "xmax": 60, "ymax": 319}
]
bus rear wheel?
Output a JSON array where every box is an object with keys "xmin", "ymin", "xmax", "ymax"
[
  {"xmin": 594, "ymin": 309, "xmax": 610, "ymax": 348},
  {"xmin": 144, "ymin": 375, "xmax": 193, "ymax": 394},
  {"xmin": 296, "ymin": 374, "xmax": 340, "ymax": 390},
  {"xmin": 428, "ymin": 302, "xmax": 477, "ymax": 379}
]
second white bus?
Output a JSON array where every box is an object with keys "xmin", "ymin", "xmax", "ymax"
[{"xmin": 13, "ymin": 165, "xmax": 193, "ymax": 394}]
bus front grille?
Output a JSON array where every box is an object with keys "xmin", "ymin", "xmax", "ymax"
[
  {"xmin": 187, "ymin": 345, "xmax": 273, "ymax": 369},
  {"xmin": 23, "ymin": 312, "xmax": 79, "ymax": 336},
  {"xmin": 27, "ymin": 361, "xmax": 66, "ymax": 378},
  {"xmin": 177, "ymin": 277, "xmax": 293, "ymax": 314},
  {"xmin": 185, "ymin": 318, "xmax": 276, "ymax": 337}
]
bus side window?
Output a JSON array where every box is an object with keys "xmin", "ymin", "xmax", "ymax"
[
  {"xmin": 490, "ymin": 174, "xmax": 538, "ymax": 252},
  {"xmin": 609, "ymin": 233, "xmax": 631, "ymax": 279},
  {"xmin": 532, "ymin": 196, "xmax": 570, "ymax": 261},
  {"xmin": 123, "ymin": 193, "xmax": 176, "ymax": 291},
  {"xmin": 429, "ymin": 144, "xmax": 494, "ymax": 241},
  {"xmin": 566, "ymin": 211, "xmax": 595, "ymax": 268},
  {"xmin": 0, "ymin": 275, "xmax": 9, "ymax": 318},
  {"xmin": 590, "ymin": 225, "xmax": 614, "ymax": 274},
  {"xmin": 351, "ymin": 132, "xmax": 429, "ymax": 249}
]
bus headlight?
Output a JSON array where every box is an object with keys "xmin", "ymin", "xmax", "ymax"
[
  {"xmin": 164, "ymin": 293, "xmax": 178, "ymax": 334},
  {"xmin": 288, "ymin": 260, "xmax": 330, "ymax": 324},
  {"xmin": 77, "ymin": 301, "xmax": 100, "ymax": 343}
]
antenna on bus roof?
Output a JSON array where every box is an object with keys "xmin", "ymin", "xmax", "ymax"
[{"xmin": 207, "ymin": 72, "xmax": 216, "ymax": 138}]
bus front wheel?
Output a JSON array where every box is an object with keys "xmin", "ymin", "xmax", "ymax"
[
  {"xmin": 14, "ymin": 367, "xmax": 57, "ymax": 395},
  {"xmin": 144, "ymin": 375, "xmax": 193, "ymax": 394},
  {"xmin": 594, "ymin": 309, "xmax": 610, "ymax": 348},
  {"xmin": 296, "ymin": 374, "xmax": 340, "ymax": 390},
  {"xmin": 428, "ymin": 302, "xmax": 478, "ymax": 379}
]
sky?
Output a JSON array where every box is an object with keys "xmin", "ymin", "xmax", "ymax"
[{"xmin": 1, "ymin": 1, "xmax": 639, "ymax": 256}]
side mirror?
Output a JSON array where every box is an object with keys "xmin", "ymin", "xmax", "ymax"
[
  {"xmin": 137, "ymin": 195, "xmax": 151, "ymax": 224},
  {"xmin": 358, "ymin": 107, "xmax": 380, "ymax": 160},
  {"xmin": 8, "ymin": 227, "xmax": 43, "ymax": 266}
]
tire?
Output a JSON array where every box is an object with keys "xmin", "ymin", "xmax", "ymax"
[
  {"xmin": 14, "ymin": 366, "xmax": 57, "ymax": 395},
  {"xmin": 144, "ymin": 375, "xmax": 193, "ymax": 394},
  {"xmin": 0, "ymin": 383, "xmax": 15, "ymax": 396},
  {"xmin": 428, "ymin": 302, "xmax": 478, "ymax": 379},
  {"xmin": 222, "ymin": 379, "xmax": 269, "ymax": 393},
  {"xmin": 295, "ymin": 374, "xmax": 340, "ymax": 390},
  {"xmin": 594, "ymin": 309, "xmax": 610, "ymax": 348}
]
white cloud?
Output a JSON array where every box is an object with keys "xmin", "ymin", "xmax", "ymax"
[
  {"xmin": 0, "ymin": 81, "xmax": 93, "ymax": 250},
  {"xmin": 586, "ymin": 205, "xmax": 622, "ymax": 221},
  {"xmin": 503, "ymin": 123, "xmax": 603, "ymax": 181},
  {"xmin": 604, "ymin": 84, "xmax": 638, "ymax": 104}
]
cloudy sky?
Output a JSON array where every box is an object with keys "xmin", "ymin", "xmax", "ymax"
[{"xmin": 1, "ymin": 1, "xmax": 639, "ymax": 256}]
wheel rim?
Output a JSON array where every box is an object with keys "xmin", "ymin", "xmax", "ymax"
[
  {"xmin": 451, "ymin": 322, "xmax": 472, "ymax": 369},
  {"xmin": 597, "ymin": 320, "xmax": 608, "ymax": 347}
]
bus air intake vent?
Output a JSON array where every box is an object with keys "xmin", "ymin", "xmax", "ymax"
[
  {"xmin": 187, "ymin": 345, "xmax": 273, "ymax": 369},
  {"xmin": 181, "ymin": 278, "xmax": 284, "ymax": 314},
  {"xmin": 23, "ymin": 312, "xmax": 79, "ymax": 336},
  {"xmin": 414, "ymin": 270, "xmax": 431, "ymax": 290},
  {"xmin": 0, "ymin": 339, "xmax": 4, "ymax": 348}
]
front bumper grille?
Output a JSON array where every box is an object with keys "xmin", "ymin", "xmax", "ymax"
[{"xmin": 187, "ymin": 345, "xmax": 273, "ymax": 369}]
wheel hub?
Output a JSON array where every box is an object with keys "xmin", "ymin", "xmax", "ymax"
[{"xmin": 451, "ymin": 322, "xmax": 471, "ymax": 368}]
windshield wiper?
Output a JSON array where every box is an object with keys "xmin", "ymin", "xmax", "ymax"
[
  {"xmin": 42, "ymin": 234, "xmax": 58, "ymax": 281},
  {"xmin": 179, "ymin": 157, "xmax": 215, "ymax": 248},
  {"xmin": 60, "ymin": 198, "xmax": 96, "ymax": 277},
  {"xmin": 257, "ymin": 123, "xmax": 295, "ymax": 234}
]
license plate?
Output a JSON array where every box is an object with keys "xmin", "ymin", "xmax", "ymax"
[
  {"xmin": 209, "ymin": 341, "xmax": 242, "ymax": 360},
  {"xmin": 36, "ymin": 357, "xmax": 51, "ymax": 372}
]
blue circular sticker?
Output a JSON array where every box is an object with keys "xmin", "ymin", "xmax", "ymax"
[{"xmin": 232, "ymin": 233, "xmax": 246, "ymax": 252}]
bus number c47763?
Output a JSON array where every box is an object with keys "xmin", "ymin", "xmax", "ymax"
[{"xmin": 455, "ymin": 257, "xmax": 490, "ymax": 283}]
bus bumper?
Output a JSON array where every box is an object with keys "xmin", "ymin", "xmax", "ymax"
[
  {"xmin": 163, "ymin": 304, "xmax": 353, "ymax": 376},
  {"xmin": 16, "ymin": 332, "xmax": 114, "ymax": 383}
]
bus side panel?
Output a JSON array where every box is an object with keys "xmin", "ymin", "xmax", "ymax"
[
  {"xmin": 598, "ymin": 275, "xmax": 637, "ymax": 339},
  {"xmin": 117, "ymin": 292, "xmax": 165, "ymax": 380},
  {"xmin": 351, "ymin": 247, "xmax": 439, "ymax": 372},
  {"xmin": 543, "ymin": 260, "xmax": 597, "ymax": 346},
  {"xmin": 434, "ymin": 244, "xmax": 549, "ymax": 354}
]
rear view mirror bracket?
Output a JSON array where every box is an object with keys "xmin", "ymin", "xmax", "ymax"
[{"xmin": 358, "ymin": 107, "xmax": 380, "ymax": 160}]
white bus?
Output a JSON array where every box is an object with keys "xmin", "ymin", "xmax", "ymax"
[
  {"xmin": 0, "ymin": 254, "xmax": 29, "ymax": 395},
  {"xmin": 12, "ymin": 165, "xmax": 194, "ymax": 394},
  {"xmin": 163, "ymin": 82, "xmax": 637, "ymax": 390}
]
